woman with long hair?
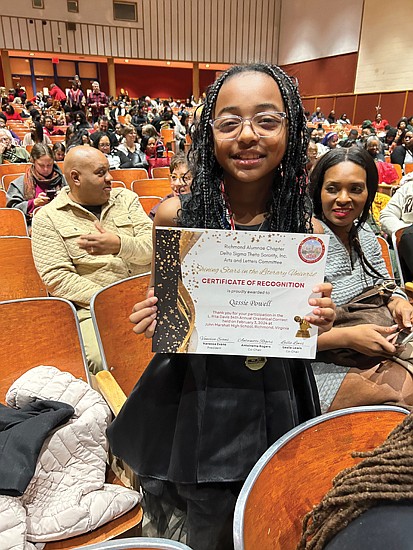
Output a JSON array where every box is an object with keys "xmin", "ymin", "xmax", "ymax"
[
  {"xmin": 310, "ymin": 147, "xmax": 413, "ymax": 412},
  {"xmin": 6, "ymin": 143, "xmax": 65, "ymax": 224},
  {"xmin": 22, "ymin": 121, "xmax": 52, "ymax": 147},
  {"xmin": 108, "ymin": 63, "xmax": 335, "ymax": 550}
]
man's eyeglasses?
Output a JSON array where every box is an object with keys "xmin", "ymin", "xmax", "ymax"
[{"xmin": 210, "ymin": 111, "xmax": 287, "ymax": 141}]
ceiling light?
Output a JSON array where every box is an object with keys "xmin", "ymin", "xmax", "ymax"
[
  {"xmin": 166, "ymin": 61, "xmax": 171, "ymax": 65},
  {"xmin": 29, "ymin": 53, "xmax": 35, "ymax": 56},
  {"xmin": 125, "ymin": 59, "xmax": 129, "ymax": 63},
  {"xmin": 205, "ymin": 64, "xmax": 210, "ymax": 68}
]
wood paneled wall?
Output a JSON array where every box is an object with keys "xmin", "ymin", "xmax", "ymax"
[{"xmin": 0, "ymin": 0, "xmax": 281, "ymax": 63}]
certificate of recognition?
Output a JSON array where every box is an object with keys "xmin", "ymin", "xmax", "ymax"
[{"xmin": 152, "ymin": 228, "xmax": 329, "ymax": 358}]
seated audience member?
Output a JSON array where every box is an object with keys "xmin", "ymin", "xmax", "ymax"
[
  {"xmin": 112, "ymin": 122, "xmax": 124, "ymax": 147},
  {"xmin": 339, "ymin": 129, "xmax": 359, "ymax": 148},
  {"xmin": 337, "ymin": 113, "xmax": 351, "ymax": 125},
  {"xmin": 0, "ymin": 128, "xmax": 30, "ymax": 164},
  {"xmin": 116, "ymin": 125, "xmax": 148, "ymax": 169},
  {"xmin": 397, "ymin": 117, "xmax": 409, "ymax": 132},
  {"xmin": 372, "ymin": 113, "xmax": 389, "ymax": 133},
  {"xmin": 141, "ymin": 123, "xmax": 161, "ymax": 140},
  {"xmin": 391, "ymin": 131, "xmax": 413, "ymax": 168},
  {"xmin": 3, "ymin": 103, "xmax": 23, "ymax": 121},
  {"xmin": 310, "ymin": 147, "xmax": 413, "ymax": 413},
  {"xmin": 365, "ymin": 135, "xmax": 385, "ymax": 161},
  {"xmin": 111, "ymin": 101, "xmax": 127, "ymax": 123},
  {"xmin": 22, "ymin": 121, "xmax": 52, "ymax": 147},
  {"xmin": 382, "ymin": 126, "xmax": 397, "ymax": 154},
  {"xmin": 31, "ymin": 146, "xmax": 153, "ymax": 373},
  {"xmin": 160, "ymin": 110, "xmax": 175, "ymax": 130},
  {"xmin": 0, "ymin": 112, "xmax": 21, "ymax": 144},
  {"xmin": 6, "ymin": 144, "xmax": 65, "ymax": 224},
  {"xmin": 90, "ymin": 115, "xmax": 117, "ymax": 148},
  {"xmin": 149, "ymin": 153, "xmax": 192, "ymax": 219},
  {"xmin": 306, "ymin": 140, "xmax": 319, "ymax": 174},
  {"xmin": 380, "ymin": 180, "xmax": 413, "ymax": 281},
  {"xmin": 49, "ymin": 83, "xmax": 66, "ymax": 107},
  {"xmin": 66, "ymin": 128, "xmax": 92, "ymax": 151},
  {"xmin": 130, "ymin": 105, "xmax": 148, "ymax": 130},
  {"xmin": 43, "ymin": 115, "xmax": 65, "ymax": 136},
  {"xmin": 312, "ymin": 111, "xmax": 326, "ymax": 124},
  {"xmin": 52, "ymin": 142, "xmax": 65, "ymax": 162},
  {"xmin": 327, "ymin": 110, "xmax": 336, "ymax": 124},
  {"xmin": 92, "ymin": 131, "xmax": 121, "ymax": 170},
  {"xmin": 141, "ymin": 134, "xmax": 165, "ymax": 158},
  {"xmin": 311, "ymin": 106, "xmax": 324, "ymax": 121},
  {"xmin": 321, "ymin": 132, "xmax": 339, "ymax": 151},
  {"xmin": 74, "ymin": 110, "xmax": 91, "ymax": 130}
]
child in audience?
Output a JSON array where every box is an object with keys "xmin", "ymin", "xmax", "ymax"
[
  {"xmin": 108, "ymin": 63, "xmax": 335, "ymax": 550},
  {"xmin": 52, "ymin": 142, "xmax": 65, "ymax": 162},
  {"xmin": 149, "ymin": 152, "xmax": 192, "ymax": 219}
]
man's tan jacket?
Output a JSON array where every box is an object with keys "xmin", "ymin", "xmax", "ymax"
[{"xmin": 32, "ymin": 186, "xmax": 153, "ymax": 308}]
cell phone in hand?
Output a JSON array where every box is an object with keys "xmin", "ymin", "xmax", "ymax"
[
  {"xmin": 396, "ymin": 329, "xmax": 413, "ymax": 346},
  {"xmin": 45, "ymin": 189, "xmax": 56, "ymax": 200}
]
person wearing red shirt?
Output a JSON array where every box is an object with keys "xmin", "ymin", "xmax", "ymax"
[
  {"xmin": 372, "ymin": 113, "xmax": 389, "ymax": 132},
  {"xmin": 3, "ymin": 104, "xmax": 23, "ymax": 121},
  {"xmin": 49, "ymin": 83, "xmax": 66, "ymax": 107}
]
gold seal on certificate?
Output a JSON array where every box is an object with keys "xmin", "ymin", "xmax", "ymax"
[{"xmin": 152, "ymin": 228, "xmax": 329, "ymax": 359}]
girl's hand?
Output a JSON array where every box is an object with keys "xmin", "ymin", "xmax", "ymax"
[
  {"xmin": 305, "ymin": 283, "xmax": 336, "ymax": 334},
  {"xmin": 345, "ymin": 324, "xmax": 398, "ymax": 356},
  {"xmin": 387, "ymin": 297, "xmax": 413, "ymax": 329},
  {"xmin": 130, "ymin": 287, "xmax": 158, "ymax": 338}
]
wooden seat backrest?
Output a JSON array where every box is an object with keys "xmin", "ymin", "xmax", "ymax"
[
  {"xmin": 131, "ymin": 178, "xmax": 171, "ymax": 197},
  {"xmin": 74, "ymin": 536, "xmax": 194, "ymax": 549},
  {"xmin": 0, "ymin": 190, "xmax": 6, "ymax": 207},
  {"xmin": 2, "ymin": 172, "xmax": 25, "ymax": 192},
  {"xmin": 0, "ymin": 297, "xmax": 88, "ymax": 403},
  {"xmin": 0, "ymin": 299, "xmax": 144, "ymax": 549},
  {"xmin": 49, "ymin": 135, "xmax": 65, "ymax": 143},
  {"xmin": 161, "ymin": 128, "xmax": 175, "ymax": 145},
  {"xmin": 91, "ymin": 273, "xmax": 153, "ymax": 396},
  {"xmin": 138, "ymin": 195, "xmax": 162, "ymax": 216},
  {"xmin": 391, "ymin": 163, "xmax": 403, "ymax": 183},
  {"xmin": 0, "ymin": 236, "xmax": 47, "ymax": 300},
  {"xmin": 377, "ymin": 235, "xmax": 394, "ymax": 277},
  {"xmin": 233, "ymin": 406, "xmax": 409, "ymax": 550},
  {"xmin": 0, "ymin": 208, "xmax": 28, "ymax": 236},
  {"xmin": 0, "ymin": 163, "xmax": 30, "ymax": 184},
  {"xmin": 152, "ymin": 167, "xmax": 170, "ymax": 179},
  {"xmin": 405, "ymin": 163, "xmax": 413, "ymax": 174},
  {"xmin": 109, "ymin": 168, "xmax": 149, "ymax": 189}
]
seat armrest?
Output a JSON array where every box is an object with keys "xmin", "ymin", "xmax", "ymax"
[{"xmin": 95, "ymin": 370, "xmax": 127, "ymax": 415}]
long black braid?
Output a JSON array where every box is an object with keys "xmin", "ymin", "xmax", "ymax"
[{"xmin": 179, "ymin": 63, "xmax": 311, "ymax": 232}]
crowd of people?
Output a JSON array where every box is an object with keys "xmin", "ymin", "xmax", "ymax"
[{"xmin": 2, "ymin": 67, "xmax": 413, "ymax": 549}]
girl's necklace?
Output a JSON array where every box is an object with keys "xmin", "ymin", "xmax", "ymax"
[{"xmin": 220, "ymin": 182, "xmax": 267, "ymax": 231}]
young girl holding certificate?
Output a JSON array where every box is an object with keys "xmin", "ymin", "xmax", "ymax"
[{"xmin": 108, "ymin": 64, "xmax": 335, "ymax": 550}]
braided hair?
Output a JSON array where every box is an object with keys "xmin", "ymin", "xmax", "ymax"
[
  {"xmin": 310, "ymin": 147, "xmax": 386, "ymax": 280},
  {"xmin": 298, "ymin": 412, "xmax": 413, "ymax": 550},
  {"xmin": 180, "ymin": 63, "xmax": 311, "ymax": 232}
]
